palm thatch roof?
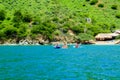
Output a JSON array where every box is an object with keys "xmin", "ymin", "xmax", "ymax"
[
  {"xmin": 114, "ymin": 30, "xmax": 120, "ymax": 34},
  {"xmin": 95, "ymin": 33, "xmax": 119, "ymax": 41}
]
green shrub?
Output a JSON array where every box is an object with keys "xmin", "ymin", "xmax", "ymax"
[
  {"xmin": 115, "ymin": 13, "xmax": 120, "ymax": 18},
  {"xmin": 53, "ymin": 30, "xmax": 61, "ymax": 35},
  {"xmin": 13, "ymin": 10, "xmax": 23, "ymax": 22},
  {"xmin": 52, "ymin": 17, "xmax": 59, "ymax": 23},
  {"xmin": 89, "ymin": 27, "xmax": 100, "ymax": 36},
  {"xmin": 76, "ymin": 33, "xmax": 94, "ymax": 42},
  {"xmin": 70, "ymin": 25, "xmax": 84, "ymax": 34},
  {"xmin": 17, "ymin": 24, "xmax": 27, "ymax": 39},
  {"xmin": 90, "ymin": 0, "xmax": 98, "ymax": 5},
  {"xmin": 116, "ymin": 35, "xmax": 120, "ymax": 39},
  {"xmin": 98, "ymin": 3, "xmax": 104, "ymax": 8},
  {"xmin": 0, "ymin": 4, "xmax": 5, "ymax": 10},
  {"xmin": 0, "ymin": 10, "xmax": 6, "ymax": 21},
  {"xmin": 31, "ymin": 22, "xmax": 56, "ymax": 41},
  {"xmin": 0, "ymin": 30, "xmax": 5, "ymax": 40},
  {"xmin": 23, "ymin": 14, "xmax": 32, "ymax": 22},
  {"xmin": 86, "ymin": 0, "xmax": 90, "ymax": 1},
  {"xmin": 31, "ymin": 25, "xmax": 41, "ymax": 34},
  {"xmin": 30, "ymin": 33, "xmax": 36, "ymax": 39},
  {"xmin": 4, "ymin": 26, "xmax": 18, "ymax": 38},
  {"xmin": 62, "ymin": 26, "xmax": 69, "ymax": 33},
  {"xmin": 111, "ymin": 5, "xmax": 117, "ymax": 10},
  {"xmin": 110, "ymin": 24, "xmax": 116, "ymax": 32}
]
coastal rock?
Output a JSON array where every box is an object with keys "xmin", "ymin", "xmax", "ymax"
[
  {"xmin": 19, "ymin": 39, "xmax": 28, "ymax": 45},
  {"xmin": 81, "ymin": 40, "xmax": 95, "ymax": 44}
]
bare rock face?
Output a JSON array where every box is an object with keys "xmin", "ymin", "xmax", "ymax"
[
  {"xmin": 67, "ymin": 30, "xmax": 75, "ymax": 36},
  {"xmin": 0, "ymin": 40, "xmax": 4, "ymax": 44},
  {"xmin": 81, "ymin": 40, "xmax": 95, "ymax": 44}
]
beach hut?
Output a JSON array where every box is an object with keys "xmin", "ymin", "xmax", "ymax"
[
  {"xmin": 109, "ymin": 33, "xmax": 119, "ymax": 38},
  {"xmin": 95, "ymin": 33, "xmax": 119, "ymax": 41},
  {"xmin": 114, "ymin": 30, "xmax": 120, "ymax": 34},
  {"xmin": 95, "ymin": 33, "xmax": 113, "ymax": 41}
]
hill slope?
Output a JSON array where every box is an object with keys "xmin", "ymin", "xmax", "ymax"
[{"xmin": 0, "ymin": 0, "xmax": 120, "ymax": 43}]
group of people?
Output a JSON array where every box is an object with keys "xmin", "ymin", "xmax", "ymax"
[{"xmin": 54, "ymin": 42, "xmax": 79, "ymax": 49}]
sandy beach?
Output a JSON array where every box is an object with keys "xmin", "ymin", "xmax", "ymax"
[
  {"xmin": 95, "ymin": 40, "xmax": 120, "ymax": 45},
  {"xmin": 95, "ymin": 41, "xmax": 115, "ymax": 45}
]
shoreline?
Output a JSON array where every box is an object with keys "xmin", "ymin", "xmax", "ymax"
[
  {"xmin": 0, "ymin": 41, "xmax": 119, "ymax": 46},
  {"xmin": 94, "ymin": 41, "xmax": 115, "ymax": 45},
  {"xmin": 95, "ymin": 40, "xmax": 120, "ymax": 45},
  {"xmin": 0, "ymin": 39, "xmax": 120, "ymax": 46}
]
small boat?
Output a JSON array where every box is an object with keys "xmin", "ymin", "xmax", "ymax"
[{"xmin": 54, "ymin": 46, "xmax": 61, "ymax": 49}]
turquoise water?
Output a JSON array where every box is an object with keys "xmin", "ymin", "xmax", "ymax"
[{"xmin": 0, "ymin": 45, "xmax": 120, "ymax": 80}]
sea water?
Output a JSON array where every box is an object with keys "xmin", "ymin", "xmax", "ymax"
[{"xmin": 0, "ymin": 45, "xmax": 120, "ymax": 80}]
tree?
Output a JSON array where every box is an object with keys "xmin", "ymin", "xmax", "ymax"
[
  {"xmin": 0, "ymin": 10, "xmax": 6, "ymax": 21},
  {"xmin": 31, "ymin": 22, "xmax": 57, "ymax": 41},
  {"xmin": 76, "ymin": 33, "xmax": 94, "ymax": 43},
  {"xmin": 0, "ymin": 30, "xmax": 5, "ymax": 40},
  {"xmin": 17, "ymin": 24, "xmax": 27, "ymax": 39},
  {"xmin": 86, "ymin": 0, "xmax": 90, "ymax": 1},
  {"xmin": 23, "ymin": 14, "xmax": 32, "ymax": 22},
  {"xmin": 41, "ymin": 22, "xmax": 56, "ymax": 41},
  {"xmin": 88, "ymin": 26, "xmax": 102, "ymax": 36},
  {"xmin": 98, "ymin": 3, "xmax": 104, "ymax": 8},
  {"xmin": 4, "ymin": 26, "xmax": 18, "ymax": 39},
  {"xmin": 13, "ymin": 10, "xmax": 23, "ymax": 23},
  {"xmin": 70, "ymin": 25, "xmax": 84, "ymax": 34},
  {"xmin": 111, "ymin": 5, "xmax": 117, "ymax": 10},
  {"xmin": 90, "ymin": 0, "xmax": 98, "ymax": 5},
  {"xmin": 116, "ymin": 13, "xmax": 120, "ymax": 18}
]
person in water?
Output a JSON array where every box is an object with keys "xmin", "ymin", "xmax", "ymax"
[
  {"xmin": 54, "ymin": 42, "xmax": 60, "ymax": 48},
  {"xmin": 75, "ymin": 42, "xmax": 79, "ymax": 48},
  {"xmin": 62, "ymin": 42, "xmax": 68, "ymax": 48}
]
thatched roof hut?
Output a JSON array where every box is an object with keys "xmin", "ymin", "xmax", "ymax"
[
  {"xmin": 110, "ymin": 33, "xmax": 119, "ymax": 37},
  {"xmin": 114, "ymin": 30, "xmax": 120, "ymax": 34},
  {"xmin": 95, "ymin": 33, "xmax": 119, "ymax": 41}
]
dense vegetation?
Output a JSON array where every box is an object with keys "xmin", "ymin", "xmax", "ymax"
[{"xmin": 0, "ymin": 0, "xmax": 120, "ymax": 43}]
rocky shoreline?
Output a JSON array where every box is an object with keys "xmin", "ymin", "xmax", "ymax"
[
  {"xmin": 0, "ymin": 39, "xmax": 48, "ymax": 45},
  {"xmin": 1, "ymin": 39, "xmax": 120, "ymax": 45}
]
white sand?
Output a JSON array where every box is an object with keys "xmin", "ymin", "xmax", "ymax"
[{"xmin": 95, "ymin": 40, "xmax": 120, "ymax": 45}]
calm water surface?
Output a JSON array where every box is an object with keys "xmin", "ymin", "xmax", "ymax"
[{"xmin": 0, "ymin": 45, "xmax": 120, "ymax": 80}]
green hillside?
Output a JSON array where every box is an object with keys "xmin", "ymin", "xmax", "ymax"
[{"xmin": 0, "ymin": 0, "xmax": 120, "ymax": 43}]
